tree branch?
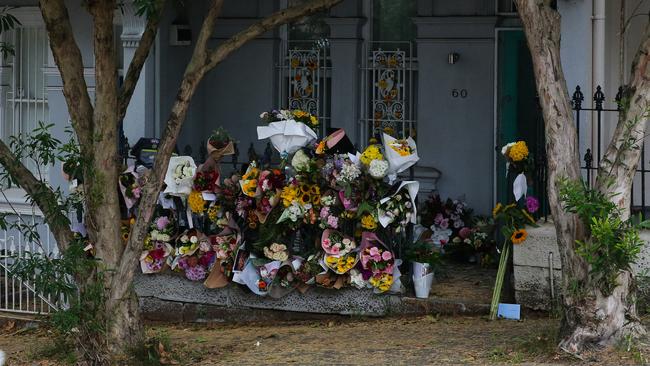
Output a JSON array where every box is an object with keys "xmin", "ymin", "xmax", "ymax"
[
  {"xmin": 108, "ymin": 0, "xmax": 226, "ymax": 308},
  {"xmin": 204, "ymin": 0, "xmax": 343, "ymax": 72},
  {"xmin": 109, "ymin": 0, "xmax": 342, "ymax": 308},
  {"xmin": 0, "ymin": 140, "xmax": 73, "ymax": 251},
  {"xmin": 596, "ymin": 21, "xmax": 650, "ymax": 216},
  {"xmin": 38, "ymin": 0, "xmax": 94, "ymax": 150},
  {"xmin": 117, "ymin": 0, "xmax": 167, "ymax": 125}
]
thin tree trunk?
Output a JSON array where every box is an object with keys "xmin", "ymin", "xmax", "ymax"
[
  {"xmin": 597, "ymin": 22, "xmax": 650, "ymax": 219},
  {"xmin": 517, "ymin": 0, "xmax": 648, "ymax": 354}
]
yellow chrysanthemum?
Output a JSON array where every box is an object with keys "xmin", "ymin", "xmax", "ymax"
[
  {"xmin": 280, "ymin": 186, "xmax": 299, "ymax": 207},
  {"xmin": 360, "ymin": 145, "xmax": 384, "ymax": 166},
  {"xmin": 361, "ymin": 214, "xmax": 378, "ymax": 231},
  {"xmin": 188, "ymin": 190, "xmax": 206, "ymax": 214},
  {"xmin": 511, "ymin": 229, "xmax": 527, "ymax": 244},
  {"xmin": 508, "ymin": 141, "xmax": 529, "ymax": 162},
  {"xmin": 310, "ymin": 115, "xmax": 319, "ymax": 126}
]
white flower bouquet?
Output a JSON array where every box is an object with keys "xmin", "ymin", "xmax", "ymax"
[
  {"xmin": 164, "ymin": 156, "xmax": 197, "ymax": 196},
  {"xmin": 382, "ymin": 133, "xmax": 419, "ymax": 182},
  {"xmin": 257, "ymin": 120, "xmax": 318, "ymax": 156},
  {"xmin": 378, "ymin": 180, "xmax": 419, "ymax": 230}
]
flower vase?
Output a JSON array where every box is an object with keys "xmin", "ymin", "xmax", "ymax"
[{"xmin": 412, "ymin": 262, "xmax": 434, "ymax": 299}]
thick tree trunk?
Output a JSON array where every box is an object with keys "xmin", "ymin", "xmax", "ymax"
[{"xmin": 516, "ymin": 0, "xmax": 646, "ymax": 355}]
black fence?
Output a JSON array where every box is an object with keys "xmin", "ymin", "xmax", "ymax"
[{"xmin": 572, "ymin": 85, "xmax": 650, "ymax": 218}]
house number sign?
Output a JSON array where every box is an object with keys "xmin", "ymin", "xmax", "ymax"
[{"xmin": 451, "ymin": 89, "xmax": 468, "ymax": 98}]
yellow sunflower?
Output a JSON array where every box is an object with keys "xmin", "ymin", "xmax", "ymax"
[{"xmin": 511, "ymin": 229, "xmax": 527, "ymax": 244}]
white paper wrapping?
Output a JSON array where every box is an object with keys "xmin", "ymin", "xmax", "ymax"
[
  {"xmin": 163, "ymin": 156, "xmax": 197, "ymax": 196},
  {"xmin": 382, "ymin": 133, "xmax": 419, "ymax": 183},
  {"xmin": 378, "ymin": 180, "xmax": 419, "ymax": 228},
  {"xmin": 257, "ymin": 120, "xmax": 318, "ymax": 155},
  {"xmin": 513, "ymin": 173, "xmax": 527, "ymax": 202}
]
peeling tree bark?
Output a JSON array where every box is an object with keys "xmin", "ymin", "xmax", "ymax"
[{"xmin": 516, "ymin": 0, "xmax": 648, "ymax": 355}]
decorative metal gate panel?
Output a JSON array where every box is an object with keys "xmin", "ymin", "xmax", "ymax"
[
  {"xmin": 361, "ymin": 42, "xmax": 416, "ymax": 145},
  {"xmin": 0, "ymin": 214, "xmax": 60, "ymax": 314},
  {"xmin": 278, "ymin": 40, "xmax": 330, "ymax": 136}
]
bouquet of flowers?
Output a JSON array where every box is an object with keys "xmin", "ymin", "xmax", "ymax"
[
  {"xmin": 193, "ymin": 170, "xmax": 219, "ymax": 193},
  {"xmin": 501, "ymin": 140, "xmax": 533, "ymax": 201},
  {"xmin": 164, "ymin": 156, "xmax": 197, "ymax": 196},
  {"xmin": 140, "ymin": 241, "xmax": 174, "ymax": 274},
  {"xmin": 254, "ymin": 169, "xmax": 284, "ymax": 223},
  {"xmin": 321, "ymin": 229, "xmax": 356, "ymax": 256},
  {"xmin": 315, "ymin": 128, "xmax": 355, "ymax": 155},
  {"xmin": 118, "ymin": 166, "xmax": 142, "ymax": 209},
  {"xmin": 148, "ymin": 214, "xmax": 175, "ymax": 245},
  {"xmin": 174, "ymin": 229, "xmax": 207, "ymax": 257},
  {"xmin": 378, "ymin": 181, "xmax": 418, "ymax": 232},
  {"xmin": 207, "ymin": 127, "xmax": 235, "ymax": 161},
  {"xmin": 257, "ymin": 109, "xmax": 318, "ymax": 156},
  {"xmin": 268, "ymin": 258, "xmax": 307, "ymax": 298},
  {"xmin": 321, "ymin": 154, "xmax": 361, "ymax": 195},
  {"xmin": 177, "ymin": 251, "xmax": 214, "ymax": 281},
  {"xmin": 263, "ymin": 242, "xmax": 289, "ymax": 262},
  {"xmin": 239, "ymin": 163, "xmax": 260, "ymax": 198},
  {"xmin": 382, "ymin": 133, "xmax": 419, "ymax": 182},
  {"xmin": 359, "ymin": 233, "xmax": 395, "ymax": 292}
]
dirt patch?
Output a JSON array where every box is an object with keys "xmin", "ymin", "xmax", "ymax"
[
  {"xmin": 429, "ymin": 263, "xmax": 496, "ymax": 304},
  {"xmin": 1, "ymin": 314, "xmax": 648, "ymax": 365}
]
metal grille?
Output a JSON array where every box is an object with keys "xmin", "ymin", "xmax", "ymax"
[
  {"xmin": 278, "ymin": 39, "xmax": 330, "ymax": 136},
  {"xmin": 0, "ymin": 27, "xmax": 49, "ymax": 175},
  {"xmin": 0, "ymin": 214, "xmax": 60, "ymax": 314},
  {"xmin": 361, "ymin": 42, "xmax": 416, "ymax": 144}
]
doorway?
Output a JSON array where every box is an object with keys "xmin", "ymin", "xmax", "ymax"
[{"xmin": 495, "ymin": 29, "xmax": 546, "ymax": 208}]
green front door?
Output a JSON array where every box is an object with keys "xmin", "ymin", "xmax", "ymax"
[{"xmin": 496, "ymin": 30, "xmax": 545, "ymax": 209}]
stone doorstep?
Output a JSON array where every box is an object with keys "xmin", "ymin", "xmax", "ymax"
[{"xmin": 134, "ymin": 273, "xmax": 490, "ymax": 323}]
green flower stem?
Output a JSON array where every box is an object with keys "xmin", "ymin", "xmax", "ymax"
[{"xmin": 489, "ymin": 240, "xmax": 511, "ymax": 320}]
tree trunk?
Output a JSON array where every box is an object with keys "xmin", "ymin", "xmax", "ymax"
[
  {"xmin": 516, "ymin": 0, "xmax": 648, "ymax": 354},
  {"xmin": 597, "ymin": 22, "xmax": 650, "ymax": 219}
]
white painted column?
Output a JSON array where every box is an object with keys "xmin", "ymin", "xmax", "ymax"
[
  {"xmin": 325, "ymin": 17, "xmax": 365, "ymax": 147},
  {"xmin": 121, "ymin": 1, "xmax": 150, "ymax": 144}
]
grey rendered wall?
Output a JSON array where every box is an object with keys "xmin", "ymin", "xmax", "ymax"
[{"xmin": 414, "ymin": 16, "xmax": 496, "ymax": 215}]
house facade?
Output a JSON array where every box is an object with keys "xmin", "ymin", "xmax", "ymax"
[{"xmin": 0, "ymin": 0, "xmax": 648, "ymax": 217}]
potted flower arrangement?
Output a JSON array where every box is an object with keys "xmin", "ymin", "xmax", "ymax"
[
  {"xmin": 207, "ymin": 127, "xmax": 235, "ymax": 161},
  {"xmin": 405, "ymin": 241, "xmax": 442, "ymax": 298}
]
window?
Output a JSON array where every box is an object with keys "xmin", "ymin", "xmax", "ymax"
[
  {"xmin": 372, "ymin": 0, "xmax": 416, "ymax": 43},
  {"xmin": 0, "ymin": 24, "xmax": 49, "ymax": 177}
]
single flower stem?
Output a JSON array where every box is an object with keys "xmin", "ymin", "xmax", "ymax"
[{"xmin": 489, "ymin": 240, "xmax": 511, "ymax": 320}]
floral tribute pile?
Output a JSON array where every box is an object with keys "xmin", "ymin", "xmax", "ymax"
[{"xmin": 124, "ymin": 109, "xmax": 420, "ymax": 298}]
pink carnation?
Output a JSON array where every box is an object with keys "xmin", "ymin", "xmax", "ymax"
[
  {"xmin": 327, "ymin": 216, "xmax": 339, "ymax": 229},
  {"xmin": 156, "ymin": 216, "xmax": 170, "ymax": 231},
  {"xmin": 381, "ymin": 251, "xmax": 392, "ymax": 261}
]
